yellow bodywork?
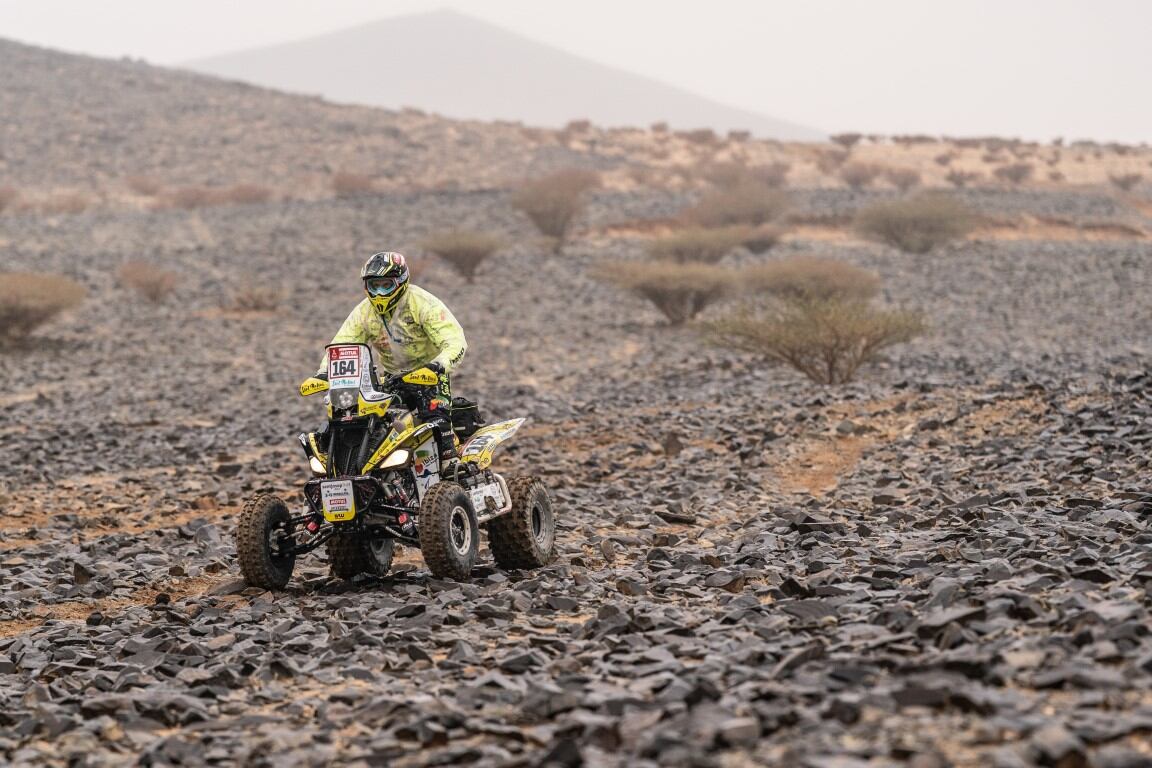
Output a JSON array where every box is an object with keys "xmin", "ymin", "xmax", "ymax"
[
  {"xmin": 300, "ymin": 377, "xmax": 330, "ymax": 396},
  {"xmin": 460, "ymin": 419, "xmax": 526, "ymax": 470},
  {"xmin": 361, "ymin": 412, "xmax": 427, "ymax": 473},
  {"xmin": 402, "ymin": 367, "xmax": 439, "ymax": 386}
]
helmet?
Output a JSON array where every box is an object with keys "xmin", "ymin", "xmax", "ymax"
[{"xmin": 361, "ymin": 251, "xmax": 410, "ymax": 316}]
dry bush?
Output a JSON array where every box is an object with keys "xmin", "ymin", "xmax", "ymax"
[
  {"xmin": 854, "ymin": 194, "xmax": 977, "ymax": 254},
  {"xmin": 217, "ymin": 184, "xmax": 273, "ymax": 205},
  {"xmin": 0, "ymin": 272, "xmax": 86, "ymax": 346},
  {"xmin": 815, "ymin": 148, "xmax": 849, "ymax": 174},
  {"xmin": 166, "ymin": 186, "xmax": 215, "ymax": 209},
  {"xmin": 231, "ymin": 282, "xmax": 284, "ymax": 312},
  {"xmin": 839, "ymin": 162, "xmax": 884, "ymax": 191},
  {"xmin": 511, "ymin": 169, "xmax": 600, "ymax": 241},
  {"xmin": 681, "ymin": 183, "xmax": 789, "ymax": 228},
  {"xmin": 831, "ymin": 133, "xmax": 863, "ymax": 150},
  {"xmin": 1109, "ymin": 173, "xmax": 1143, "ymax": 192},
  {"xmin": 594, "ymin": 261, "xmax": 734, "ymax": 326},
  {"xmin": 742, "ymin": 225, "xmax": 786, "ymax": 255},
  {"xmin": 704, "ymin": 300, "xmax": 925, "ymax": 384},
  {"xmin": 945, "ymin": 170, "xmax": 982, "ymax": 189},
  {"xmin": 330, "ymin": 171, "xmax": 376, "ymax": 198},
  {"xmin": 699, "ymin": 161, "xmax": 791, "ymax": 190},
  {"xmin": 647, "ymin": 227, "xmax": 749, "ymax": 264},
  {"xmin": 884, "ymin": 168, "xmax": 922, "ymax": 192},
  {"xmin": 0, "ymin": 186, "xmax": 20, "ymax": 212},
  {"xmin": 126, "ymin": 175, "xmax": 163, "ymax": 196},
  {"xmin": 41, "ymin": 192, "xmax": 90, "ymax": 215},
  {"xmin": 739, "ymin": 257, "xmax": 880, "ymax": 303},
  {"xmin": 422, "ymin": 230, "xmax": 503, "ymax": 282},
  {"xmin": 993, "ymin": 163, "xmax": 1034, "ymax": 186},
  {"xmin": 118, "ymin": 261, "xmax": 177, "ymax": 304},
  {"xmin": 680, "ymin": 128, "xmax": 720, "ymax": 147},
  {"xmin": 750, "ymin": 162, "xmax": 791, "ymax": 189}
]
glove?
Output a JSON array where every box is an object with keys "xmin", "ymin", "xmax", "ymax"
[
  {"xmin": 314, "ymin": 371, "xmax": 329, "ymax": 381},
  {"xmin": 426, "ymin": 361, "xmax": 444, "ymax": 375}
]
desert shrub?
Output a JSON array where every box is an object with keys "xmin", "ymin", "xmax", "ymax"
[
  {"xmin": 594, "ymin": 261, "xmax": 734, "ymax": 326},
  {"xmin": 699, "ymin": 161, "xmax": 791, "ymax": 190},
  {"xmin": 331, "ymin": 171, "xmax": 376, "ymax": 198},
  {"xmin": 1109, "ymin": 173, "xmax": 1143, "ymax": 192},
  {"xmin": 742, "ymin": 225, "xmax": 786, "ymax": 255},
  {"xmin": 885, "ymin": 167, "xmax": 922, "ymax": 192},
  {"xmin": 41, "ymin": 192, "xmax": 90, "ymax": 214},
  {"xmin": 680, "ymin": 128, "xmax": 719, "ymax": 146},
  {"xmin": 0, "ymin": 186, "xmax": 20, "ymax": 212},
  {"xmin": 681, "ymin": 184, "xmax": 789, "ymax": 228},
  {"xmin": 231, "ymin": 282, "xmax": 283, "ymax": 312},
  {"xmin": 854, "ymin": 194, "xmax": 977, "ymax": 253},
  {"xmin": 217, "ymin": 184, "xmax": 273, "ymax": 205},
  {"xmin": 125, "ymin": 175, "xmax": 163, "ymax": 196},
  {"xmin": 647, "ymin": 227, "xmax": 748, "ymax": 264},
  {"xmin": 839, "ymin": 162, "xmax": 884, "ymax": 190},
  {"xmin": 993, "ymin": 163, "xmax": 1034, "ymax": 185},
  {"xmin": 831, "ymin": 133, "xmax": 863, "ymax": 150},
  {"xmin": 0, "ymin": 272, "xmax": 86, "ymax": 346},
  {"xmin": 751, "ymin": 162, "xmax": 791, "ymax": 189},
  {"xmin": 511, "ymin": 168, "xmax": 600, "ymax": 242},
  {"xmin": 704, "ymin": 300, "xmax": 925, "ymax": 384},
  {"xmin": 945, "ymin": 170, "xmax": 982, "ymax": 189},
  {"xmin": 815, "ymin": 148, "xmax": 848, "ymax": 174},
  {"xmin": 166, "ymin": 186, "xmax": 215, "ymax": 209},
  {"xmin": 422, "ymin": 230, "xmax": 503, "ymax": 282},
  {"xmin": 739, "ymin": 257, "xmax": 880, "ymax": 303},
  {"xmin": 118, "ymin": 261, "xmax": 177, "ymax": 304}
]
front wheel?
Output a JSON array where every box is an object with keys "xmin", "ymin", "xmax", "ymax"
[
  {"xmin": 418, "ymin": 482, "xmax": 478, "ymax": 580},
  {"xmin": 488, "ymin": 477, "xmax": 555, "ymax": 570},
  {"xmin": 236, "ymin": 493, "xmax": 296, "ymax": 590}
]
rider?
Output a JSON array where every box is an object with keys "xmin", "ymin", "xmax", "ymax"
[{"xmin": 318, "ymin": 251, "xmax": 467, "ymax": 459}]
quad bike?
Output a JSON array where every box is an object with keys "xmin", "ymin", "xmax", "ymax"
[{"xmin": 236, "ymin": 343, "xmax": 556, "ymax": 589}]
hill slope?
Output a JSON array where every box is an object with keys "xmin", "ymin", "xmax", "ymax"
[{"xmin": 186, "ymin": 9, "xmax": 822, "ymax": 141}]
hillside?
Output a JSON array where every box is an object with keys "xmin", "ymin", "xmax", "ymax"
[{"xmin": 186, "ymin": 9, "xmax": 823, "ymax": 141}]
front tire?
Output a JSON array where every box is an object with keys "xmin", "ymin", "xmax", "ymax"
[
  {"xmin": 236, "ymin": 494, "xmax": 296, "ymax": 590},
  {"xmin": 326, "ymin": 532, "xmax": 394, "ymax": 580},
  {"xmin": 419, "ymin": 482, "xmax": 478, "ymax": 580},
  {"xmin": 489, "ymin": 477, "xmax": 555, "ymax": 570}
]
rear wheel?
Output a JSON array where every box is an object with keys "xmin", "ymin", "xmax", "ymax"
[
  {"xmin": 327, "ymin": 532, "xmax": 394, "ymax": 580},
  {"xmin": 419, "ymin": 482, "xmax": 478, "ymax": 580},
  {"xmin": 488, "ymin": 477, "xmax": 555, "ymax": 570},
  {"xmin": 236, "ymin": 494, "xmax": 296, "ymax": 590}
]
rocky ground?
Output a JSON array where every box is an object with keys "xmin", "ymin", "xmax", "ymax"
[{"xmin": 1, "ymin": 184, "xmax": 1151, "ymax": 767}]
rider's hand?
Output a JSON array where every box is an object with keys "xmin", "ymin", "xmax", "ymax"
[
  {"xmin": 426, "ymin": 361, "xmax": 444, "ymax": 375},
  {"xmin": 314, "ymin": 371, "xmax": 329, "ymax": 381}
]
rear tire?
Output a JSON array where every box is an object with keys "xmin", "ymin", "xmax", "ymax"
[
  {"xmin": 418, "ymin": 482, "xmax": 478, "ymax": 580},
  {"xmin": 489, "ymin": 477, "xmax": 555, "ymax": 570},
  {"xmin": 327, "ymin": 532, "xmax": 394, "ymax": 580},
  {"xmin": 236, "ymin": 494, "xmax": 296, "ymax": 590}
]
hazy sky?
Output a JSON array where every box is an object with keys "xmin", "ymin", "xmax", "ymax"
[{"xmin": 1, "ymin": 0, "xmax": 1148, "ymax": 142}]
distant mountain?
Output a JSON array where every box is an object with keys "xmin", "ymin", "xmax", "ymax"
[{"xmin": 186, "ymin": 9, "xmax": 822, "ymax": 141}]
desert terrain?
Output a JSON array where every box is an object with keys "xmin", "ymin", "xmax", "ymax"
[{"xmin": 2, "ymin": 37, "xmax": 1152, "ymax": 768}]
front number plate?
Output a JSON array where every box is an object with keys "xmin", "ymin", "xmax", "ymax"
[{"xmin": 321, "ymin": 480, "xmax": 356, "ymax": 522}]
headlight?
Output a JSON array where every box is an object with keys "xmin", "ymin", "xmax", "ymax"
[
  {"xmin": 380, "ymin": 449, "xmax": 409, "ymax": 469},
  {"xmin": 309, "ymin": 456, "xmax": 326, "ymax": 475}
]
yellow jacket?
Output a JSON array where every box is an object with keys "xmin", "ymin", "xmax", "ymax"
[{"xmin": 321, "ymin": 285, "xmax": 467, "ymax": 375}]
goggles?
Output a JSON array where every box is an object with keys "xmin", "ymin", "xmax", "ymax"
[{"xmin": 365, "ymin": 276, "xmax": 404, "ymax": 296}]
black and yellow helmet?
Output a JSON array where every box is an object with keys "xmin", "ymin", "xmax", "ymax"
[{"xmin": 361, "ymin": 251, "xmax": 410, "ymax": 316}]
